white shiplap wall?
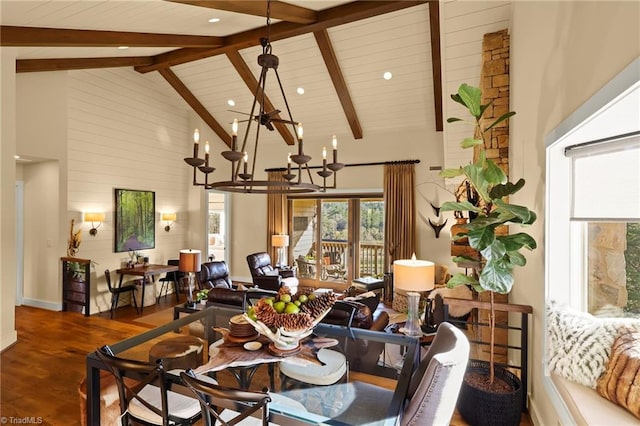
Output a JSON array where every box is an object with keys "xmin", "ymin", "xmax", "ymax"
[
  {"xmin": 66, "ymin": 68, "xmax": 192, "ymax": 313},
  {"xmin": 442, "ymin": 1, "xmax": 512, "ymax": 172}
]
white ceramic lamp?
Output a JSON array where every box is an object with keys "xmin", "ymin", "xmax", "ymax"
[{"xmin": 394, "ymin": 255, "xmax": 435, "ymax": 337}]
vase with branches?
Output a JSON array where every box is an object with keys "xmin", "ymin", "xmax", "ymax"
[{"xmin": 440, "ymin": 83, "xmax": 537, "ymax": 395}]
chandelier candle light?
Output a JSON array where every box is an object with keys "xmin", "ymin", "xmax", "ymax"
[
  {"xmin": 183, "ymin": 0, "xmax": 343, "ymax": 194},
  {"xmin": 393, "ymin": 255, "xmax": 435, "ymax": 337}
]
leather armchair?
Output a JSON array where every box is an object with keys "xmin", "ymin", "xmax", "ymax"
[
  {"xmin": 206, "ymin": 287, "xmax": 278, "ymax": 310},
  {"xmin": 246, "ymin": 252, "xmax": 298, "ymax": 292},
  {"xmin": 198, "ymin": 261, "xmax": 233, "ymax": 289},
  {"xmin": 206, "ymin": 287, "xmax": 244, "ymax": 309}
]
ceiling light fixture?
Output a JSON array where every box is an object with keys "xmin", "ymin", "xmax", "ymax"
[
  {"xmin": 184, "ymin": 0, "xmax": 343, "ymax": 194},
  {"xmin": 227, "ymin": 99, "xmax": 235, "ymax": 107},
  {"xmin": 208, "ymin": 18, "xmax": 221, "ymax": 23},
  {"xmin": 383, "ymin": 71, "xmax": 393, "ymax": 80},
  {"xmin": 297, "ymin": 87, "xmax": 305, "ymax": 95}
]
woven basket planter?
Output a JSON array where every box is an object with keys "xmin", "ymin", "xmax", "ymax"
[{"xmin": 457, "ymin": 360, "xmax": 523, "ymax": 426}]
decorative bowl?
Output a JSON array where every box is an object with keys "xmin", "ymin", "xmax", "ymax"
[{"xmin": 243, "ymin": 307, "xmax": 333, "ymax": 351}]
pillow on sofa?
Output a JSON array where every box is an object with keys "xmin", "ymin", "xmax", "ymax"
[
  {"xmin": 546, "ymin": 302, "xmax": 640, "ymax": 388},
  {"xmin": 596, "ymin": 327, "xmax": 640, "ymax": 419}
]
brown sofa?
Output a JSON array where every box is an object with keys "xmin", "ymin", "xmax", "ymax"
[
  {"xmin": 322, "ymin": 293, "xmax": 390, "ymax": 374},
  {"xmin": 322, "ymin": 294, "xmax": 389, "ymax": 331}
]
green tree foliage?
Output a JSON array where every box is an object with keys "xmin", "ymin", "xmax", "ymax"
[
  {"xmin": 625, "ymin": 223, "xmax": 640, "ymax": 314},
  {"xmin": 360, "ymin": 201, "xmax": 384, "ymax": 242},
  {"xmin": 320, "ymin": 200, "xmax": 384, "ymax": 243}
]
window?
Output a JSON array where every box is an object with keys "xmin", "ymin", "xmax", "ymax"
[
  {"xmin": 207, "ymin": 191, "xmax": 227, "ymax": 262},
  {"xmin": 545, "ymin": 58, "xmax": 639, "ymax": 423},
  {"xmin": 586, "ymin": 222, "xmax": 640, "ymax": 316},
  {"xmin": 546, "ymin": 61, "xmax": 639, "ymax": 312},
  {"xmin": 568, "ymin": 133, "xmax": 640, "ymax": 317},
  {"xmin": 289, "ymin": 195, "xmax": 384, "ymax": 286}
]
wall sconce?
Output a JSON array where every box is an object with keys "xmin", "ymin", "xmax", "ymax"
[
  {"xmin": 161, "ymin": 212, "xmax": 177, "ymax": 232},
  {"xmin": 83, "ymin": 212, "xmax": 105, "ymax": 236}
]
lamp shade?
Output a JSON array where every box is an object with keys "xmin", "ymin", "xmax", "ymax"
[
  {"xmin": 161, "ymin": 212, "xmax": 177, "ymax": 222},
  {"xmin": 271, "ymin": 234, "xmax": 290, "ymax": 248},
  {"xmin": 83, "ymin": 212, "xmax": 105, "ymax": 222},
  {"xmin": 393, "ymin": 257, "xmax": 435, "ymax": 292},
  {"xmin": 179, "ymin": 249, "xmax": 201, "ymax": 273}
]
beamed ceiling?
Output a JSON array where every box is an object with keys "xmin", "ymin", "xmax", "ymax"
[{"xmin": 1, "ymin": 0, "xmax": 441, "ymax": 149}]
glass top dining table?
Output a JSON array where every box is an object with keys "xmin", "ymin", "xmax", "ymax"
[{"xmin": 85, "ymin": 305, "xmax": 420, "ymax": 426}]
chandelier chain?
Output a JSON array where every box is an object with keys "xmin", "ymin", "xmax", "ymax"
[{"xmin": 183, "ymin": 0, "xmax": 343, "ymax": 193}]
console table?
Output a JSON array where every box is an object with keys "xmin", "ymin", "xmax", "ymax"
[{"xmin": 116, "ymin": 264, "xmax": 178, "ymax": 314}]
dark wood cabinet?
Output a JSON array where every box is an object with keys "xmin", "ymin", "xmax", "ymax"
[{"xmin": 61, "ymin": 256, "xmax": 91, "ymax": 316}]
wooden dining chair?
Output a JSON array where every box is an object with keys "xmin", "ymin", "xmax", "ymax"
[
  {"xmin": 95, "ymin": 345, "xmax": 202, "ymax": 426},
  {"xmin": 180, "ymin": 370, "xmax": 271, "ymax": 426},
  {"xmin": 104, "ymin": 269, "xmax": 139, "ymax": 319},
  {"xmin": 156, "ymin": 259, "xmax": 183, "ymax": 303}
]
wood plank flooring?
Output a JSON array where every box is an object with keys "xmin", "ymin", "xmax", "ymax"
[{"xmin": 1, "ymin": 296, "xmax": 532, "ymax": 425}]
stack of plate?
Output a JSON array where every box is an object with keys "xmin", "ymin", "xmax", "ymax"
[{"xmin": 229, "ymin": 314, "xmax": 258, "ymax": 339}]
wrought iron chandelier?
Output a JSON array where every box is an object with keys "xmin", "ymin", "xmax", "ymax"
[{"xmin": 184, "ymin": 0, "xmax": 343, "ymax": 194}]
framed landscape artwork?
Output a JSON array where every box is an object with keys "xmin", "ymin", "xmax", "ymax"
[{"xmin": 114, "ymin": 188, "xmax": 155, "ymax": 253}]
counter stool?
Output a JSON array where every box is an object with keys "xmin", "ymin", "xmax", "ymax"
[
  {"xmin": 78, "ymin": 370, "xmax": 122, "ymax": 426},
  {"xmin": 148, "ymin": 335, "xmax": 204, "ymax": 371},
  {"xmin": 280, "ymin": 348, "xmax": 347, "ymax": 390}
]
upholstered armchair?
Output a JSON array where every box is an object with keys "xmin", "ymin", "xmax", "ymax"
[
  {"xmin": 401, "ymin": 322, "xmax": 470, "ymax": 426},
  {"xmin": 198, "ymin": 261, "xmax": 233, "ymax": 289},
  {"xmin": 246, "ymin": 252, "xmax": 298, "ymax": 292}
]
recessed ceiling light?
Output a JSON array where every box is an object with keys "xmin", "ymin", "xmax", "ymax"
[
  {"xmin": 14, "ymin": 155, "xmax": 20, "ymax": 159},
  {"xmin": 209, "ymin": 18, "xmax": 221, "ymax": 23},
  {"xmin": 383, "ymin": 72, "xmax": 393, "ymax": 80},
  {"xmin": 117, "ymin": 46, "xmax": 129, "ymax": 50},
  {"xmin": 227, "ymin": 99, "xmax": 235, "ymax": 107},
  {"xmin": 296, "ymin": 87, "xmax": 305, "ymax": 95}
]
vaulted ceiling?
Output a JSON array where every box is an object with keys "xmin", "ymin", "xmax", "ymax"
[{"xmin": 1, "ymin": 0, "xmax": 441, "ymax": 149}]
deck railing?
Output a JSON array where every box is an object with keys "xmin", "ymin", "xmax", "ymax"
[{"xmin": 303, "ymin": 241, "xmax": 384, "ymax": 278}]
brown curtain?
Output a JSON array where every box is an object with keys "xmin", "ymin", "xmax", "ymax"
[
  {"xmin": 267, "ymin": 171, "xmax": 288, "ymax": 263},
  {"xmin": 383, "ymin": 163, "xmax": 416, "ymax": 272}
]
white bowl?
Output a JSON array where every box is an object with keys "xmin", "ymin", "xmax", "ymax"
[{"xmin": 243, "ymin": 341, "xmax": 262, "ymax": 351}]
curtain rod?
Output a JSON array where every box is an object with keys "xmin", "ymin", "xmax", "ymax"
[{"xmin": 265, "ymin": 159, "xmax": 420, "ymax": 172}]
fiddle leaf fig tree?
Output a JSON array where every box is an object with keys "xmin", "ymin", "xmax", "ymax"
[{"xmin": 440, "ymin": 83, "xmax": 537, "ymax": 385}]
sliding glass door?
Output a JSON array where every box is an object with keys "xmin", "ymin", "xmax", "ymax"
[{"xmin": 290, "ymin": 196, "xmax": 383, "ymax": 287}]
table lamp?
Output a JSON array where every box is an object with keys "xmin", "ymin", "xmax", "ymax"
[
  {"xmin": 271, "ymin": 234, "xmax": 289, "ymax": 267},
  {"xmin": 179, "ymin": 249, "xmax": 201, "ymax": 307},
  {"xmin": 393, "ymin": 255, "xmax": 435, "ymax": 337}
]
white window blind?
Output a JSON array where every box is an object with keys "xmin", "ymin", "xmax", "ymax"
[{"xmin": 566, "ymin": 132, "xmax": 640, "ymax": 221}]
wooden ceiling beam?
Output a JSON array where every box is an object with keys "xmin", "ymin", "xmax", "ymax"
[
  {"xmin": 16, "ymin": 57, "xmax": 153, "ymax": 73},
  {"xmin": 428, "ymin": 1, "xmax": 443, "ymax": 131},
  {"xmin": 135, "ymin": 1, "xmax": 427, "ymax": 73},
  {"xmin": 158, "ymin": 68, "xmax": 231, "ymax": 147},
  {"xmin": 313, "ymin": 30, "xmax": 362, "ymax": 140},
  {"xmin": 167, "ymin": 1, "xmax": 317, "ymax": 24},
  {"xmin": 0, "ymin": 25, "xmax": 224, "ymax": 48},
  {"xmin": 225, "ymin": 50, "xmax": 295, "ymax": 146}
]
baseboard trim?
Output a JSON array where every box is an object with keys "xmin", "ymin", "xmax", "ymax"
[{"xmin": 22, "ymin": 298, "xmax": 62, "ymax": 311}]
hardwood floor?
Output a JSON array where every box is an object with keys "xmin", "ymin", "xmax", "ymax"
[{"xmin": 1, "ymin": 296, "xmax": 532, "ymax": 425}]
